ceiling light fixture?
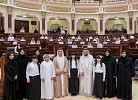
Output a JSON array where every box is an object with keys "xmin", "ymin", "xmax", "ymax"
[
  {"xmin": 85, "ymin": 19, "xmax": 89, "ymax": 20},
  {"xmin": 22, "ymin": 15, "xmax": 27, "ymax": 17},
  {"xmin": 115, "ymin": 17, "xmax": 119, "ymax": 20}
]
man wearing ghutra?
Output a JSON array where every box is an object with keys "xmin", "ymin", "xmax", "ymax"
[
  {"xmin": 53, "ymin": 48, "xmax": 69, "ymax": 98},
  {"xmin": 79, "ymin": 48, "xmax": 94, "ymax": 96}
]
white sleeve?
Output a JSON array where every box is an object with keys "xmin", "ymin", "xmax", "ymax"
[
  {"xmin": 93, "ymin": 64, "xmax": 95, "ymax": 78},
  {"xmin": 26, "ymin": 64, "xmax": 30, "ymax": 80},
  {"xmin": 40, "ymin": 62, "xmax": 44, "ymax": 79},
  {"xmin": 77, "ymin": 60, "xmax": 80, "ymax": 75},
  {"xmin": 103, "ymin": 63, "xmax": 106, "ymax": 79},
  {"xmin": 79, "ymin": 57, "xmax": 83, "ymax": 73},
  {"xmin": 68, "ymin": 60, "xmax": 71, "ymax": 75},
  {"xmin": 52, "ymin": 62, "xmax": 56, "ymax": 77}
]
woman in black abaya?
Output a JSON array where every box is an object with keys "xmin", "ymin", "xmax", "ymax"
[
  {"xmin": 102, "ymin": 49, "xmax": 117, "ymax": 98},
  {"xmin": 117, "ymin": 50, "xmax": 135, "ymax": 100},
  {"xmin": 3, "ymin": 52, "xmax": 19, "ymax": 100},
  {"xmin": 15, "ymin": 49, "xmax": 29, "ymax": 99},
  {"xmin": 35, "ymin": 49, "xmax": 43, "ymax": 63}
]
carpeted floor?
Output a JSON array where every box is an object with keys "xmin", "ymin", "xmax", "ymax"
[{"xmin": 54, "ymin": 80, "xmax": 138, "ymax": 100}]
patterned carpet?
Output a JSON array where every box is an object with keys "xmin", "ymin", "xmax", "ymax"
[{"xmin": 54, "ymin": 80, "xmax": 138, "ymax": 100}]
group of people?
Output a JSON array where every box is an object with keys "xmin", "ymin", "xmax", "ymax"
[
  {"xmin": 105, "ymin": 27, "xmax": 127, "ymax": 34},
  {"xmin": 15, "ymin": 27, "xmax": 39, "ymax": 33},
  {"xmin": 53, "ymin": 26, "xmax": 68, "ymax": 34},
  {"xmin": 3, "ymin": 48, "xmax": 135, "ymax": 100}
]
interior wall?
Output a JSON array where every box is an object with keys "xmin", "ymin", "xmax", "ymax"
[
  {"xmin": 0, "ymin": 13, "xmax": 3, "ymax": 27},
  {"xmin": 47, "ymin": 19, "xmax": 69, "ymax": 31},
  {"xmin": 15, "ymin": 17, "xmax": 39, "ymax": 33},
  {"xmin": 77, "ymin": 19, "xmax": 98, "ymax": 31},
  {"xmin": 136, "ymin": 17, "xmax": 138, "ymax": 33},
  {"xmin": 105, "ymin": 19, "xmax": 127, "ymax": 30}
]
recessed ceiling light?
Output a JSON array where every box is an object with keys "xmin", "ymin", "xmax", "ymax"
[
  {"xmin": 55, "ymin": 18, "xmax": 58, "ymax": 20},
  {"xmin": 115, "ymin": 17, "xmax": 119, "ymax": 20},
  {"xmin": 85, "ymin": 19, "xmax": 89, "ymax": 20},
  {"xmin": 23, "ymin": 15, "xmax": 27, "ymax": 17}
]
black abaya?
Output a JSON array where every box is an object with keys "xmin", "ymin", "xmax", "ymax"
[
  {"xmin": 102, "ymin": 56, "xmax": 117, "ymax": 97},
  {"xmin": 15, "ymin": 54, "xmax": 29, "ymax": 99},
  {"xmin": 117, "ymin": 56, "xmax": 135, "ymax": 100},
  {"xmin": 36, "ymin": 54, "xmax": 43, "ymax": 64},
  {"xmin": 3, "ymin": 59, "xmax": 19, "ymax": 100}
]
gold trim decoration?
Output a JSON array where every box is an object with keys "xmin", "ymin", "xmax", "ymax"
[
  {"xmin": 134, "ymin": 5, "xmax": 138, "ymax": 10},
  {"xmin": 76, "ymin": 8, "xmax": 97, "ymax": 13},
  {"xmin": 105, "ymin": 7, "xmax": 127, "ymax": 12},
  {"xmin": 15, "ymin": 2, "xmax": 40, "ymax": 9},
  {"xmin": 48, "ymin": 7, "xmax": 70, "ymax": 12},
  {"xmin": 0, "ymin": 0, "xmax": 4, "ymax": 3}
]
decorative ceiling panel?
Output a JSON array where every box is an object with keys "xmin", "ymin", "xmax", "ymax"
[
  {"xmin": 47, "ymin": 7, "xmax": 70, "ymax": 12},
  {"xmin": 76, "ymin": 8, "xmax": 98, "ymax": 13},
  {"xmin": 15, "ymin": 1, "xmax": 41, "ymax": 10}
]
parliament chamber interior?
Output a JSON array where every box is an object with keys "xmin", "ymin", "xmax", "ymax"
[{"xmin": 0, "ymin": 0, "xmax": 138, "ymax": 100}]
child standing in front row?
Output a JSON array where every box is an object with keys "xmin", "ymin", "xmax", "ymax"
[
  {"xmin": 93, "ymin": 55, "xmax": 106, "ymax": 99},
  {"xmin": 68, "ymin": 52, "xmax": 79, "ymax": 96}
]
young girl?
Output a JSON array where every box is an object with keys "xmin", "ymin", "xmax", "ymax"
[
  {"xmin": 68, "ymin": 52, "xmax": 79, "ymax": 96},
  {"xmin": 14, "ymin": 42, "xmax": 22, "ymax": 54},
  {"xmin": 93, "ymin": 55, "xmax": 106, "ymax": 99}
]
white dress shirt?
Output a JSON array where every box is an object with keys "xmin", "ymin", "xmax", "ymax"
[
  {"xmin": 68, "ymin": 59, "xmax": 79, "ymax": 75},
  {"xmin": 71, "ymin": 60, "xmax": 77, "ymax": 69},
  {"xmin": 93, "ymin": 62, "xmax": 106, "ymax": 79},
  {"xmin": 26, "ymin": 62, "xmax": 39, "ymax": 80}
]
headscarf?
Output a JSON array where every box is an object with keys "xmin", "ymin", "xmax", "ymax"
[
  {"xmin": 18, "ymin": 48, "xmax": 25, "ymax": 57},
  {"xmin": 103, "ymin": 49, "xmax": 111, "ymax": 60},
  {"xmin": 6, "ymin": 52, "xmax": 16, "ymax": 67},
  {"xmin": 82, "ymin": 48, "xmax": 90, "ymax": 56},
  {"xmin": 43, "ymin": 54, "xmax": 49, "ymax": 60},
  {"xmin": 105, "ymin": 49, "xmax": 111, "ymax": 54},
  {"xmin": 43, "ymin": 54, "xmax": 53, "ymax": 65},
  {"xmin": 57, "ymin": 48, "xmax": 65, "ymax": 69},
  {"xmin": 119, "ymin": 50, "xmax": 128, "ymax": 63}
]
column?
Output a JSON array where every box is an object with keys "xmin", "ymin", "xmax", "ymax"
[
  {"xmin": 128, "ymin": 12, "xmax": 133, "ymax": 34},
  {"xmin": 41, "ymin": 12, "xmax": 46, "ymax": 35},
  {"xmin": 7, "ymin": 0, "xmax": 14, "ymax": 5},
  {"xmin": 99, "ymin": 14, "xmax": 103, "ymax": 35},
  {"xmin": 71, "ymin": 14, "xmax": 75, "ymax": 35},
  {"xmin": 7, "ymin": 7, "xmax": 13, "ymax": 33}
]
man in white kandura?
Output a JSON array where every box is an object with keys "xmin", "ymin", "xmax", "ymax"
[
  {"xmin": 79, "ymin": 48, "xmax": 94, "ymax": 96},
  {"xmin": 40, "ymin": 54, "xmax": 56, "ymax": 100}
]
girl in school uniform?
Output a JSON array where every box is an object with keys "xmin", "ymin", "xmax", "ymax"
[
  {"xmin": 68, "ymin": 52, "xmax": 79, "ymax": 96},
  {"xmin": 93, "ymin": 55, "xmax": 106, "ymax": 99}
]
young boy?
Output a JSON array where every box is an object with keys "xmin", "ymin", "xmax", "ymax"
[{"xmin": 26, "ymin": 55, "xmax": 41, "ymax": 100}]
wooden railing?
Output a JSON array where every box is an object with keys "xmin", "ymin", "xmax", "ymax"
[{"xmin": 0, "ymin": 53, "xmax": 6, "ymax": 83}]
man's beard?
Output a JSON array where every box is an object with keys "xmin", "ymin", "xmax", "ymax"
[{"xmin": 84, "ymin": 54, "xmax": 88, "ymax": 56}]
